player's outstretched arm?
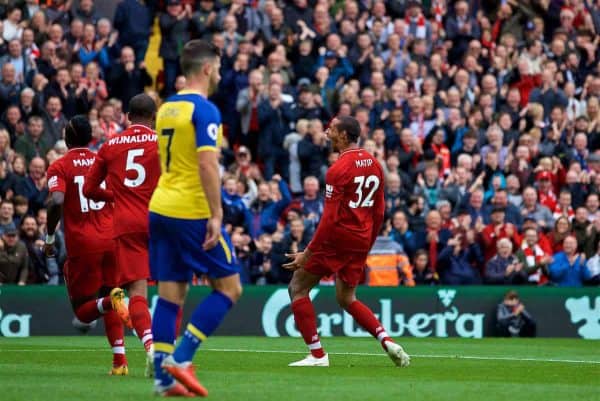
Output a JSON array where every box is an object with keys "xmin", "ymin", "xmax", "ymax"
[
  {"xmin": 198, "ymin": 150, "xmax": 223, "ymax": 250},
  {"xmin": 82, "ymin": 153, "xmax": 114, "ymax": 202}
]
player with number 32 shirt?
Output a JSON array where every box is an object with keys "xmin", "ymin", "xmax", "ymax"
[
  {"xmin": 304, "ymin": 145, "xmax": 386, "ymax": 284},
  {"xmin": 284, "ymin": 116, "xmax": 410, "ymax": 368}
]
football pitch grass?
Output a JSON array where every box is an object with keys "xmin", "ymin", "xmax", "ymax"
[{"xmin": 1, "ymin": 337, "xmax": 598, "ymax": 401}]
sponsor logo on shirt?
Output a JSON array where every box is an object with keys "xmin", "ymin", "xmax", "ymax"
[
  {"xmin": 207, "ymin": 123, "xmax": 219, "ymax": 141},
  {"xmin": 325, "ymin": 184, "xmax": 333, "ymax": 199},
  {"xmin": 48, "ymin": 175, "xmax": 58, "ymax": 189}
]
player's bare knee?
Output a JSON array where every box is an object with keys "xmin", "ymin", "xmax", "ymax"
[
  {"xmin": 336, "ymin": 293, "xmax": 356, "ymax": 309},
  {"xmin": 220, "ymin": 281, "xmax": 243, "ymax": 303},
  {"xmin": 126, "ymin": 280, "xmax": 147, "ymax": 298},
  {"xmin": 288, "ymin": 281, "xmax": 309, "ymax": 301}
]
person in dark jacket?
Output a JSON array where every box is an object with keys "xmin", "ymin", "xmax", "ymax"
[
  {"xmin": 257, "ymin": 82, "xmax": 294, "ymax": 180},
  {"xmin": 70, "ymin": 0, "xmax": 99, "ymax": 25},
  {"xmin": 14, "ymin": 115, "xmax": 50, "ymax": 164},
  {"xmin": 271, "ymin": 218, "xmax": 310, "ymax": 284},
  {"xmin": 412, "ymin": 249, "xmax": 439, "ymax": 285},
  {"xmin": 159, "ymin": 0, "xmax": 191, "ymax": 97},
  {"xmin": 485, "ymin": 238, "xmax": 528, "ymax": 284},
  {"xmin": 297, "ymin": 118, "xmax": 328, "ymax": 182},
  {"xmin": 113, "ymin": 0, "xmax": 153, "ymax": 64},
  {"xmin": 249, "ymin": 175, "xmax": 291, "ymax": 238},
  {"xmin": 14, "ymin": 157, "xmax": 48, "ymax": 214},
  {"xmin": 0, "ymin": 224, "xmax": 28, "ymax": 285},
  {"xmin": 222, "ymin": 176, "xmax": 252, "ymax": 234},
  {"xmin": 45, "ymin": 67, "xmax": 89, "ymax": 119},
  {"xmin": 389, "ymin": 210, "xmax": 417, "ymax": 259},
  {"xmin": 496, "ymin": 290, "xmax": 536, "ymax": 337},
  {"xmin": 108, "ymin": 47, "xmax": 152, "ymax": 111},
  {"xmin": 445, "ymin": 1, "xmax": 481, "ymax": 65},
  {"xmin": 19, "ymin": 215, "xmax": 46, "ymax": 284},
  {"xmin": 316, "ymin": 48, "xmax": 354, "ymax": 90},
  {"xmin": 190, "ymin": 0, "xmax": 220, "ymax": 40},
  {"xmin": 438, "ymin": 231, "xmax": 483, "ymax": 285},
  {"xmin": 219, "ymin": 52, "xmax": 250, "ymax": 143},
  {"xmin": 247, "ymin": 233, "xmax": 277, "ymax": 285}
]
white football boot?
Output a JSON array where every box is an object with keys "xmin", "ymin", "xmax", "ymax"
[
  {"xmin": 145, "ymin": 344, "xmax": 154, "ymax": 378},
  {"xmin": 385, "ymin": 341, "xmax": 410, "ymax": 367},
  {"xmin": 288, "ymin": 353, "xmax": 330, "ymax": 367}
]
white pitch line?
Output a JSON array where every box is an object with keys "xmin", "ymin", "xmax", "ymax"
[{"xmin": 1, "ymin": 347, "xmax": 598, "ymax": 365}]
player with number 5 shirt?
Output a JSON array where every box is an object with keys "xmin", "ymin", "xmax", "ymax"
[
  {"xmin": 283, "ymin": 116, "xmax": 411, "ymax": 368},
  {"xmin": 84, "ymin": 94, "xmax": 161, "ymax": 377}
]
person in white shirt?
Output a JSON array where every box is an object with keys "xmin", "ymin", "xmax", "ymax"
[
  {"xmin": 2, "ymin": 8, "xmax": 24, "ymax": 42},
  {"xmin": 585, "ymin": 242, "xmax": 600, "ymax": 284}
]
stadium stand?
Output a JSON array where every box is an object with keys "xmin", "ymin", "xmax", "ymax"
[{"xmin": 0, "ymin": 0, "xmax": 598, "ymax": 287}]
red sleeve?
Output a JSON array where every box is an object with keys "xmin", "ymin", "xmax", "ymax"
[
  {"xmin": 47, "ymin": 163, "xmax": 66, "ymax": 194},
  {"xmin": 481, "ymin": 225, "xmax": 495, "ymax": 247},
  {"xmin": 307, "ymin": 168, "xmax": 344, "ymax": 252},
  {"xmin": 83, "ymin": 149, "xmax": 114, "ymax": 202}
]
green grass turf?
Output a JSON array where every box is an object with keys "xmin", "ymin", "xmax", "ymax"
[{"xmin": 0, "ymin": 336, "xmax": 598, "ymax": 401}]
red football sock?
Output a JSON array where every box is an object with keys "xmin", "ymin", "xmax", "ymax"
[
  {"xmin": 129, "ymin": 296, "xmax": 153, "ymax": 352},
  {"xmin": 74, "ymin": 298, "xmax": 105, "ymax": 323},
  {"xmin": 104, "ymin": 310, "xmax": 127, "ymax": 367},
  {"xmin": 346, "ymin": 300, "xmax": 393, "ymax": 351},
  {"xmin": 174, "ymin": 306, "xmax": 183, "ymax": 339},
  {"xmin": 291, "ymin": 297, "xmax": 325, "ymax": 358}
]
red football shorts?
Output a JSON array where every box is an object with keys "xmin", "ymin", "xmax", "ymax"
[
  {"xmin": 304, "ymin": 247, "xmax": 368, "ymax": 287},
  {"xmin": 64, "ymin": 250, "xmax": 118, "ymax": 301},
  {"xmin": 116, "ymin": 232, "xmax": 150, "ymax": 285}
]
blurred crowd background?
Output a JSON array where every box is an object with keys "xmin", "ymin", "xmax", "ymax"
[{"xmin": 0, "ymin": 0, "xmax": 599, "ymax": 288}]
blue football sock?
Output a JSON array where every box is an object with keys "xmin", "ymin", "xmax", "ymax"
[
  {"xmin": 172, "ymin": 291, "xmax": 233, "ymax": 364},
  {"xmin": 152, "ymin": 297, "xmax": 179, "ymax": 387}
]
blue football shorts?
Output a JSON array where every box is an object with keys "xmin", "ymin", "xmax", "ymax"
[{"xmin": 149, "ymin": 212, "xmax": 239, "ymax": 282}]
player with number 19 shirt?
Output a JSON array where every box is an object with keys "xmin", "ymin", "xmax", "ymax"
[{"xmin": 45, "ymin": 115, "xmax": 131, "ymax": 375}]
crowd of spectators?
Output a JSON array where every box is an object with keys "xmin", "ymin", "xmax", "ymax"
[{"xmin": 0, "ymin": 0, "xmax": 599, "ymax": 288}]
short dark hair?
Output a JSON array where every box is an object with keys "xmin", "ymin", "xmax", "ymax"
[
  {"xmin": 128, "ymin": 94, "xmax": 156, "ymax": 120},
  {"xmin": 336, "ymin": 116, "xmax": 360, "ymax": 143},
  {"xmin": 180, "ymin": 39, "xmax": 220, "ymax": 77},
  {"xmin": 504, "ymin": 290, "xmax": 519, "ymax": 301},
  {"xmin": 12, "ymin": 195, "xmax": 28, "ymax": 207},
  {"xmin": 65, "ymin": 115, "xmax": 92, "ymax": 148}
]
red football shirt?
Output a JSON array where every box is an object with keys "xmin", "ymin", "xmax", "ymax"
[
  {"xmin": 308, "ymin": 148, "xmax": 385, "ymax": 254},
  {"xmin": 47, "ymin": 148, "xmax": 114, "ymax": 257},
  {"xmin": 83, "ymin": 124, "xmax": 160, "ymax": 237}
]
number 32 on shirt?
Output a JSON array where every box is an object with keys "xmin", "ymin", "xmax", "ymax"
[{"xmin": 349, "ymin": 175, "xmax": 380, "ymax": 209}]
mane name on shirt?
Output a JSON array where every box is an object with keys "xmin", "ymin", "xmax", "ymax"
[
  {"xmin": 355, "ymin": 159, "xmax": 373, "ymax": 168},
  {"xmin": 108, "ymin": 134, "xmax": 158, "ymax": 146},
  {"xmin": 72, "ymin": 157, "xmax": 95, "ymax": 167}
]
